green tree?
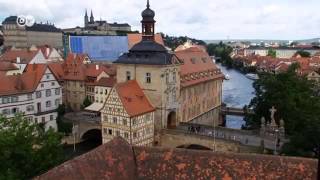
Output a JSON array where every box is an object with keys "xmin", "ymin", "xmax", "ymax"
[
  {"xmin": 82, "ymin": 97, "xmax": 92, "ymax": 109},
  {"xmin": 0, "ymin": 114, "xmax": 64, "ymax": 179},
  {"xmin": 245, "ymin": 64, "xmax": 320, "ymax": 157},
  {"xmin": 267, "ymin": 49, "xmax": 276, "ymax": 58},
  {"xmin": 296, "ymin": 50, "xmax": 311, "ymax": 57},
  {"xmin": 56, "ymin": 104, "xmax": 72, "ymax": 135}
]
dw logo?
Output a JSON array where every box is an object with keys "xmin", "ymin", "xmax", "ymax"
[{"xmin": 16, "ymin": 15, "xmax": 35, "ymax": 27}]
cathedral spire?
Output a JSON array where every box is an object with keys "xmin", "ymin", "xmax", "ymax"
[
  {"xmin": 84, "ymin": 9, "xmax": 89, "ymax": 27},
  {"xmin": 90, "ymin": 10, "xmax": 94, "ymax": 23}
]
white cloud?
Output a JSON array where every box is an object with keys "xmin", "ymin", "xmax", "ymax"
[{"xmin": 0, "ymin": 0, "xmax": 319, "ymax": 40}]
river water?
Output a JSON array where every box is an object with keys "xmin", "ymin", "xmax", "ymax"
[{"xmin": 216, "ymin": 63, "xmax": 255, "ymax": 129}]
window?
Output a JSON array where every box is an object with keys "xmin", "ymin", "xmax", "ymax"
[
  {"xmin": 191, "ymin": 57, "xmax": 196, "ymax": 64},
  {"xmin": 46, "ymin": 101, "xmax": 51, "ymax": 107},
  {"xmin": 42, "ymin": 117, "xmax": 45, "ymax": 123},
  {"xmin": 132, "ymin": 119, "xmax": 137, "ymax": 125},
  {"xmin": 36, "ymin": 91, "xmax": 41, "ymax": 98},
  {"xmin": 126, "ymin": 71, "xmax": 131, "ymax": 81},
  {"xmin": 34, "ymin": 118, "xmax": 38, "ymax": 124},
  {"xmin": 27, "ymin": 94, "xmax": 32, "ymax": 100},
  {"xmin": 105, "ymin": 89, "xmax": 108, "ymax": 95},
  {"xmin": 55, "ymin": 88, "xmax": 60, "ymax": 95},
  {"xmin": 124, "ymin": 132, "xmax": 129, "ymax": 138},
  {"xmin": 123, "ymin": 119, "xmax": 127, "ymax": 126},
  {"xmin": 166, "ymin": 73, "xmax": 169, "ymax": 83},
  {"xmin": 108, "ymin": 129, "xmax": 112, "ymax": 135},
  {"xmin": 133, "ymin": 132, "xmax": 137, "ymax": 138},
  {"xmin": 11, "ymin": 107, "xmax": 19, "ymax": 114},
  {"xmin": 51, "ymin": 82, "xmax": 55, "ymax": 86},
  {"xmin": 113, "ymin": 117, "xmax": 117, "ymax": 124},
  {"xmin": 55, "ymin": 99, "xmax": 60, "ymax": 106},
  {"xmin": 2, "ymin": 97, "xmax": 10, "ymax": 104},
  {"xmin": 146, "ymin": 73, "xmax": 151, "ymax": 83},
  {"xmin": 41, "ymin": 83, "xmax": 44, "ymax": 88},
  {"xmin": 173, "ymin": 72, "xmax": 176, "ymax": 82},
  {"xmin": 46, "ymin": 89, "xmax": 51, "ymax": 97},
  {"xmin": 103, "ymin": 128, "xmax": 108, "ymax": 134},
  {"xmin": 2, "ymin": 109, "xmax": 10, "ymax": 115},
  {"xmin": 11, "ymin": 96, "xmax": 18, "ymax": 103},
  {"xmin": 46, "ymin": 75, "xmax": 50, "ymax": 79},
  {"xmin": 50, "ymin": 115, "xmax": 54, "ymax": 121},
  {"xmin": 26, "ymin": 105, "xmax": 34, "ymax": 112},
  {"xmin": 116, "ymin": 130, "xmax": 120, "ymax": 136}
]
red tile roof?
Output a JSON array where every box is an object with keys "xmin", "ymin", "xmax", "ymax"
[
  {"xmin": 115, "ymin": 80, "xmax": 155, "ymax": 117},
  {"xmin": 0, "ymin": 49, "xmax": 39, "ymax": 63},
  {"xmin": 36, "ymin": 137, "xmax": 318, "ymax": 180},
  {"xmin": 0, "ymin": 64, "xmax": 47, "ymax": 96},
  {"xmin": 95, "ymin": 77, "xmax": 116, "ymax": 87},
  {"xmin": 127, "ymin": 33, "xmax": 164, "ymax": 49},
  {"xmin": 175, "ymin": 47, "xmax": 224, "ymax": 87},
  {"xmin": 0, "ymin": 61, "xmax": 19, "ymax": 71}
]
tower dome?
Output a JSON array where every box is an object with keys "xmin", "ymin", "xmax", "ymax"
[{"xmin": 141, "ymin": 0, "xmax": 155, "ymax": 22}]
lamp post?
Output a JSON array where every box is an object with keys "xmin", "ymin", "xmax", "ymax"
[{"xmin": 274, "ymin": 129, "xmax": 279, "ymax": 155}]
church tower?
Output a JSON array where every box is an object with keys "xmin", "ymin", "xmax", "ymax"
[
  {"xmin": 114, "ymin": 0, "xmax": 182, "ymax": 133},
  {"xmin": 84, "ymin": 9, "xmax": 89, "ymax": 27},
  {"xmin": 141, "ymin": 0, "xmax": 155, "ymax": 41},
  {"xmin": 90, "ymin": 10, "xmax": 94, "ymax": 23}
]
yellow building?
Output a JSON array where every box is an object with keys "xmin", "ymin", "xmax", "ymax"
[
  {"xmin": 113, "ymin": 1, "xmax": 182, "ymax": 132},
  {"xmin": 101, "ymin": 80, "xmax": 155, "ymax": 146},
  {"xmin": 175, "ymin": 45, "xmax": 224, "ymax": 126}
]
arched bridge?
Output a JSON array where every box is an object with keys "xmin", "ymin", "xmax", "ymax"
[
  {"xmin": 221, "ymin": 106, "xmax": 254, "ymax": 116},
  {"xmin": 62, "ymin": 112, "xmax": 102, "ymax": 144},
  {"xmin": 160, "ymin": 122, "xmax": 287, "ymax": 153}
]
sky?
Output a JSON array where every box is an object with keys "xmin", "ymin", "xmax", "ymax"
[{"xmin": 0, "ymin": 0, "xmax": 319, "ymax": 40}]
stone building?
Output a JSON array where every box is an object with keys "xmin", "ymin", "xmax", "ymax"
[
  {"xmin": 2, "ymin": 16, "xmax": 63, "ymax": 49},
  {"xmin": 175, "ymin": 45, "xmax": 224, "ymax": 126},
  {"xmin": 101, "ymin": 80, "xmax": 155, "ymax": 146},
  {"xmin": 113, "ymin": 0, "xmax": 182, "ymax": 132},
  {"xmin": 62, "ymin": 53, "xmax": 115, "ymax": 111},
  {"xmin": 63, "ymin": 10, "xmax": 131, "ymax": 36}
]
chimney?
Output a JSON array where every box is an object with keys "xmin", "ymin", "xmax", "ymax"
[
  {"xmin": 46, "ymin": 47, "xmax": 50, "ymax": 57},
  {"xmin": 16, "ymin": 57, "xmax": 21, "ymax": 64},
  {"xmin": 96, "ymin": 64, "xmax": 99, "ymax": 70}
]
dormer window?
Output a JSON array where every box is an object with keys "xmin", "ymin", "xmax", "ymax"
[
  {"xmin": 146, "ymin": 73, "xmax": 151, "ymax": 83},
  {"xmin": 126, "ymin": 71, "xmax": 131, "ymax": 81},
  {"xmin": 191, "ymin": 58, "xmax": 196, "ymax": 64}
]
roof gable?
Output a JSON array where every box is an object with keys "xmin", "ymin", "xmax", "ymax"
[{"xmin": 115, "ymin": 80, "xmax": 155, "ymax": 117}]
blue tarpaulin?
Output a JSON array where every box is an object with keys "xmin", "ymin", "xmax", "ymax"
[{"xmin": 69, "ymin": 36, "xmax": 129, "ymax": 62}]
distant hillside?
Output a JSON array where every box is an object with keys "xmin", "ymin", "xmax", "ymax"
[
  {"xmin": 161, "ymin": 33, "xmax": 206, "ymax": 50},
  {"xmin": 205, "ymin": 38, "xmax": 320, "ymax": 45}
]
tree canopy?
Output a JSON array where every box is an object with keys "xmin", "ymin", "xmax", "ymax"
[
  {"xmin": 207, "ymin": 42, "xmax": 233, "ymax": 67},
  {"xmin": 296, "ymin": 50, "xmax": 311, "ymax": 57},
  {"xmin": 245, "ymin": 64, "xmax": 320, "ymax": 157},
  {"xmin": 0, "ymin": 114, "xmax": 64, "ymax": 179},
  {"xmin": 267, "ymin": 49, "xmax": 277, "ymax": 58}
]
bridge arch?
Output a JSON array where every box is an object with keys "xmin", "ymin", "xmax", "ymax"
[
  {"xmin": 177, "ymin": 144, "xmax": 212, "ymax": 151},
  {"xmin": 167, "ymin": 111, "xmax": 177, "ymax": 129},
  {"xmin": 81, "ymin": 129, "xmax": 102, "ymax": 144}
]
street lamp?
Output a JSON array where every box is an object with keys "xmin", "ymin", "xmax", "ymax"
[{"xmin": 274, "ymin": 129, "xmax": 279, "ymax": 155}]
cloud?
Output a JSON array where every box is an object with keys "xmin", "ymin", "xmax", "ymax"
[{"xmin": 0, "ymin": 0, "xmax": 319, "ymax": 40}]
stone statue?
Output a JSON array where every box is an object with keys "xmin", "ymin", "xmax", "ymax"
[
  {"xmin": 269, "ymin": 106, "xmax": 277, "ymax": 126},
  {"xmin": 260, "ymin": 117, "xmax": 266, "ymax": 126},
  {"xmin": 279, "ymin": 119, "xmax": 285, "ymax": 128}
]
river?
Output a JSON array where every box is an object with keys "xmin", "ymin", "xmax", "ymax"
[{"xmin": 217, "ymin": 63, "xmax": 255, "ymax": 129}]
